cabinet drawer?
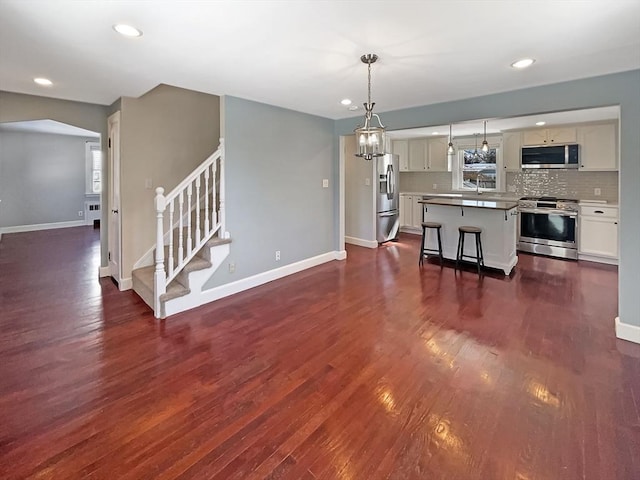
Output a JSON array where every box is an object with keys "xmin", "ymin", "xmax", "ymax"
[{"xmin": 580, "ymin": 205, "xmax": 618, "ymax": 218}]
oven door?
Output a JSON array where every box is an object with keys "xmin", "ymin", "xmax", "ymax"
[{"xmin": 519, "ymin": 208, "xmax": 577, "ymax": 248}]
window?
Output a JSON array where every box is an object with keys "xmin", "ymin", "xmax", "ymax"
[
  {"xmin": 452, "ymin": 138, "xmax": 503, "ymax": 192},
  {"xmin": 86, "ymin": 142, "xmax": 102, "ymax": 194}
]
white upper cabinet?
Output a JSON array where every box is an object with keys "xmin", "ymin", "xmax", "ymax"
[
  {"xmin": 427, "ymin": 137, "xmax": 450, "ymax": 172},
  {"xmin": 404, "ymin": 137, "xmax": 450, "ymax": 172},
  {"xmin": 502, "ymin": 132, "xmax": 522, "ymax": 171},
  {"xmin": 522, "ymin": 127, "xmax": 576, "ymax": 145},
  {"xmin": 408, "ymin": 138, "xmax": 428, "ymax": 171},
  {"xmin": 392, "ymin": 139, "xmax": 410, "ymax": 171},
  {"xmin": 578, "ymin": 123, "xmax": 618, "ymax": 171}
]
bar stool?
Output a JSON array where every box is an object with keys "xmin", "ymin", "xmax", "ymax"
[
  {"xmin": 419, "ymin": 222, "xmax": 443, "ymax": 266},
  {"xmin": 456, "ymin": 226, "xmax": 485, "ymax": 274}
]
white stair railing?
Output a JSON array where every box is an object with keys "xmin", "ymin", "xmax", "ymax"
[{"xmin": 153, "ymin": 139, "xmax": 226, "ymax": 317}]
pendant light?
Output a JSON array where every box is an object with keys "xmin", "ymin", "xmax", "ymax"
[
  {"xmin": 447, "ymin": 124, "xmax": 455, "ymax": 154},
  {"xmin": 354, "ymin": 54, "xmax": 385, "ymax": 160},
  {"xmin": 481, "ymin": 120, "xmax": 489, "ymax": 152}
]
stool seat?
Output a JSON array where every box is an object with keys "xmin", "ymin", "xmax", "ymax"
[
  {"xmin": 422, "ymin": 221, "xmax": 442, "ymax": 229},
  {"xmin": 419, "ymin": 222, "xmax": 443, "ymax": 266},
  {"xmin": 456, "ymin": 226, "xmax": 485, "ymax": 274}
]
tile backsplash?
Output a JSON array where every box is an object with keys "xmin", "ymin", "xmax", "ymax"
[{"xmin": 400, "ymin": 170, "xmax": 619, "ymax": 202}]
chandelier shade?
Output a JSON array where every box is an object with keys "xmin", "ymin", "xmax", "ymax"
[{"xmin": 354, "ymin": 54, "xmax": 385, "ymax": 160}]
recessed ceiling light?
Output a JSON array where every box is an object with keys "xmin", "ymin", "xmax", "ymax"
[
  {"xmin": 33, "ymin": 77, "xmax": 52, "ymax": 86},
  {"xmin": 340, "ymin": 98, "xmax": 352, "ymax": 106},
  {"xmin": 511, "ymin": 58, "xmax": 535, "ymax": 69},
  {"xmin": 535, "ymin": 121, "xmax": 546, "ymax": 126},
  {"xmin": 348, "ymin": 105, "xmax": 358, "ymax": 111},
  {"xmin": 113, "ymin": 24, "xmax": 143, "ymax": 37},
  {"xmin": 432, "ymin": 131, "xmax": 439, "ymax": 135}
]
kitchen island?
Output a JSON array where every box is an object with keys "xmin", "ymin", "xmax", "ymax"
[{"xmin": 419, "ymin": 198, "xmax": 519, "ymax": 274}]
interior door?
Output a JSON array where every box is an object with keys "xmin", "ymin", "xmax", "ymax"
[{"xmin": 107, "ymin": 112, "xmax": 122, "ymax": 285}]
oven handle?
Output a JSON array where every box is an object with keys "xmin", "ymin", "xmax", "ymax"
[{"xmin": 518, "ymin": 207, "xmax": 578, "ymax": 217}]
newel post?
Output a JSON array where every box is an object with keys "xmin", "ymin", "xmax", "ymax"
[{"xmin": 154, "ymin": 187, "xmax": 167, "ymax": 318}]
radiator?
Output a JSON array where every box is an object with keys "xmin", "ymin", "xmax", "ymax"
[{"xmin": 84, "ymin": 201, "xmax": 101, "ymax": 225}]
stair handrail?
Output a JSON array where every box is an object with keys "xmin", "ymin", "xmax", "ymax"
[{"xmin": 153, "ymin": 138, "xmax": 226, "ymax": 317}]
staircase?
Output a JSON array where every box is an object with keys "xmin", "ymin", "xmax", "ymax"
[{"xmin": 131, "ymin": 140, "xmax": 230, "ymax": 318}]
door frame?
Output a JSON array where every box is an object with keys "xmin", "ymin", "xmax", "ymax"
[{"xmin": 107, "ymin": 111, "xmax": 123, "ymax": 287}]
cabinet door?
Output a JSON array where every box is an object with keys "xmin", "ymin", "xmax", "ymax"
[
  {"xmin": 522, "ymin": 129, "xmax": 548, "ymax": 146},
  {"xmin": 392, "ymin": 140, "xmax": 410, "ymax": 172},
  {"xmin": 548, "ymin": 127, "xmax": 576, "ymax": 144},
  {"xmin": 502, "ymin": 132, "xmax": 521, "ymax": 171},
  {"xmin": 400, "ymin": 195, "xmax": 412, "ymax": 227},
  {"xmin": 408, "ymin": 138, "xmax": 428, "ymax": 171},
  {"xmin": 579, "ymin": 217, "xmax": 618, "ymax": 258},
  {"xmin": 578, "ymin": 124, "xmax": 617, "ymax": 171},
  {"xmin": 427, "ymin": 137, "xmax": 449, "ymax": 171},
  {"xmin": 412, "ymin": 197, "xmax": 423, "ymax": 228}
]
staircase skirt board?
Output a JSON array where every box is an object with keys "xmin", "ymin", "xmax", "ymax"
[{"xmin": 163, "ymin": 249, "xmax": 345, "ymax": 317}]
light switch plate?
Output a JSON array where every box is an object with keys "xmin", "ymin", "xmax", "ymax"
[
  {"xmin": 322, "ymin": 179, "xmax": 329, "ymax": 188},
  {"xmin": 594, "ymin": 188, "xmax": 601, "ymax": 196},
  {"xmin": 145, "ymin": 178, "xmax": 153, "ymax": 189},
  {"xmin": 365, "ymin": 178, "xmax": 371, "ymax": 186}
]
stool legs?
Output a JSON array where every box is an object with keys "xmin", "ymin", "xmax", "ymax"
[
  {"xmin": 456, "ymin": 230, "xmax": 484, "ymax": 274},
  {"xmin": 419, "ymin": 224, "xmax": 443, "ymax": 266},
  {"xmin": 418, "ymin": 225, "xmax": 427, "ymax": 266}
]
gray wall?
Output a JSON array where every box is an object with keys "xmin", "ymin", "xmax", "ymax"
[
  {"xmin": 0, "ymin": 130, "xmax": 97, "ymax": 227},
  {"xmin": 118, "ymin": 84, "xmax": 220, "ymax": 280},
  {"xmin": 335, "ymin": 69, "xmax": 640, "ymax": 329},
  {"xmin": 204, "ymin": 96, "xmax": 334, "ymax": 289},
  {"xmin": 0, "ymin": 91, "xmax": 109, "ymax": 263},
  {"xmin": 344, "ymin": 134, "xmax": 375, "ymax": 242}
]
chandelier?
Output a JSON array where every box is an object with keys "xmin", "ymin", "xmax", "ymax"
[{"xmin": 354, "ymin": 54, "xmax": 385, "ymax": 160}]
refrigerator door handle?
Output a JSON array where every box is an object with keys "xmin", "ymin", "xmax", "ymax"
[
  {"xmin": 378, "ymin": 212, "xmax": 397, "ymax": 217},
  {"xmin": 386, "ymin": 164, "xmax": 394, "ymax": 197}
]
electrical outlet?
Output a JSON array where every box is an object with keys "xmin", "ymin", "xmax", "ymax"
[
  {"xmin": 594, "ymin": 187, "xmax": 601, "ymax": 196},
  {"xmin": 78, "ymin": 210, "xmax": 83, "ymax": 217},
  {"xmin": 365, "ymin": 178, "xmax": 371, "ymax": 186},
  {"xmin": 145, "ymin": 178, "xmax": 153, "ymax": 189},
  {"xmin": 322, "ymin": 179, "xmax": 329, "ymax": 188},
  {"xmin": 275, "ymin": 250, "xmax": 281, "ymax": 261},
  {"xmin": 432, "ymin": 184, "xmax": 438, "ymax": 190},
  {"xmin": 228, "ymin": 262, "xmax": 235, "ymax": 273}
]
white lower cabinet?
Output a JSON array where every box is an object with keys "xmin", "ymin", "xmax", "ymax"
[
  {"xmin": 579, "ymin": 204, "xmax": 618, "ymax": 264},
  {"xmin": 399, "ymin": 194, "xmax": 424, "ymax": 233}
]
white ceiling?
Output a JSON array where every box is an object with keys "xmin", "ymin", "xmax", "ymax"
[
  {"xmin": 0, "ymin": 119, "xmax": 100, "ymax": 137},
  {"xmin": 0, "ymin": 1, "xmax": 639, "ymax": 120}
]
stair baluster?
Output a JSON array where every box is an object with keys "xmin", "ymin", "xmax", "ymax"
[
  {"xmin": 167, "ymin": 198, "xmax": 175, "ymax": 278},
  {"xmin": 195, "ymin": 175, "xmax": 201, "ymax": 244},
  {"xmin": 204, "ymin": 167, "xmax": 210, "ymax": 235},
  {"xmin": 178, "ymin": 191, "xmax": 184, "ymax": 265},
  {"xmin": 186, "ymin": 184, "xmax": 193, "ymax": 256}
]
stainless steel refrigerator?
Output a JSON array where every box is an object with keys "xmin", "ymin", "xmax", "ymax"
[{"xmin": 376, "ymin": 153, "xmax": 400, "ymax": 243}]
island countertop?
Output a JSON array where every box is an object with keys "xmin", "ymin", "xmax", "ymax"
[{"xmin": 419, "ymin": 198, "xmax": 519, "ymax": 211}]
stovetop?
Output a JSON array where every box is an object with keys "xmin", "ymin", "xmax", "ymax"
[
  {"xmin": 519, "ymin": 196, "xmax": 579, "ymax": 202},
  {"xmin": 518, "ymin": 196, "xmax": 579, "ymax": 211}
]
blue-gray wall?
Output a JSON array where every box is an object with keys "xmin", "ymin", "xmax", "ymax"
[
  {"xmin": 0, "ymin": 130, "xmax": 97, "ymax": 228},
  {"xmin": 204, "ymin": 96, "xmax": 335, "ymax": 288},
  {"xmin": 336, "ymin": 69, "xmax": 640, "ymax": 329}
]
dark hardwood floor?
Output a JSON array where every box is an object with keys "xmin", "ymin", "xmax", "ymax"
[{"xmin": 0, "ymin": 227, "xmax": 638, "ymax": 479}]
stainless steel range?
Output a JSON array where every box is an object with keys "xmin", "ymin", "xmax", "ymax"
[{"xmin": 517, "ymin": 196, "xmax": 579, "ymax": 260}]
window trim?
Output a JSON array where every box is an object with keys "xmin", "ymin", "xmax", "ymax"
[
  {"xmin": 85, "ymin": 141, "xmax": 102, "ymax": 195},
  {"xmin": 451, "ymin": 136, "xmax": 505, "ymax": 193}
]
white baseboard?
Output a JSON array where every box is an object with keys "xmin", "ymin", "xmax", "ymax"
[
  {"xmin": 99, "ymin": 266, "xmax": 110, "ymax": 277},
  {"xmin": 578, "ymin": 254, "xmax": 618, "ymax": 266},
  {"xmin": 119, "ymin": 277, "xmax": 132, "ymax": 291},
  {"xmin": 345, "ymin": 236, "xmax": 378, "ymax": 249},
  {"xmin": 615, "ymin": 317, "xmax": 640, "ymax": 344},
  {"xmin": 399, "ymin": 227, "xmax": 421, "ymax": 235},
  {"xmin": 0, "ymin": 220, "xmax": 85, "ymax": 234},
  {"xmin": 196, "ymin": 251, "xmax": 342, "ymax": 309},
  {"xmin": 334, "ymin": 250, "xmax": 347, "ymax": 260}
]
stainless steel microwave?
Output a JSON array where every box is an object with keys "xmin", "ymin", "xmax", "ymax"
[{"xmin": 521, "ymin": 144, "xmax": 579, "ymax": 169}]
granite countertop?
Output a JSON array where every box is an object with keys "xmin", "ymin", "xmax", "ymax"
[
  {"xmin": 420, "ymin": 198, "xmax": 519, "ymax": 211},
  {"xmin": 402, "ymin": 191, "xmax": 522, "ymax": 202}
]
